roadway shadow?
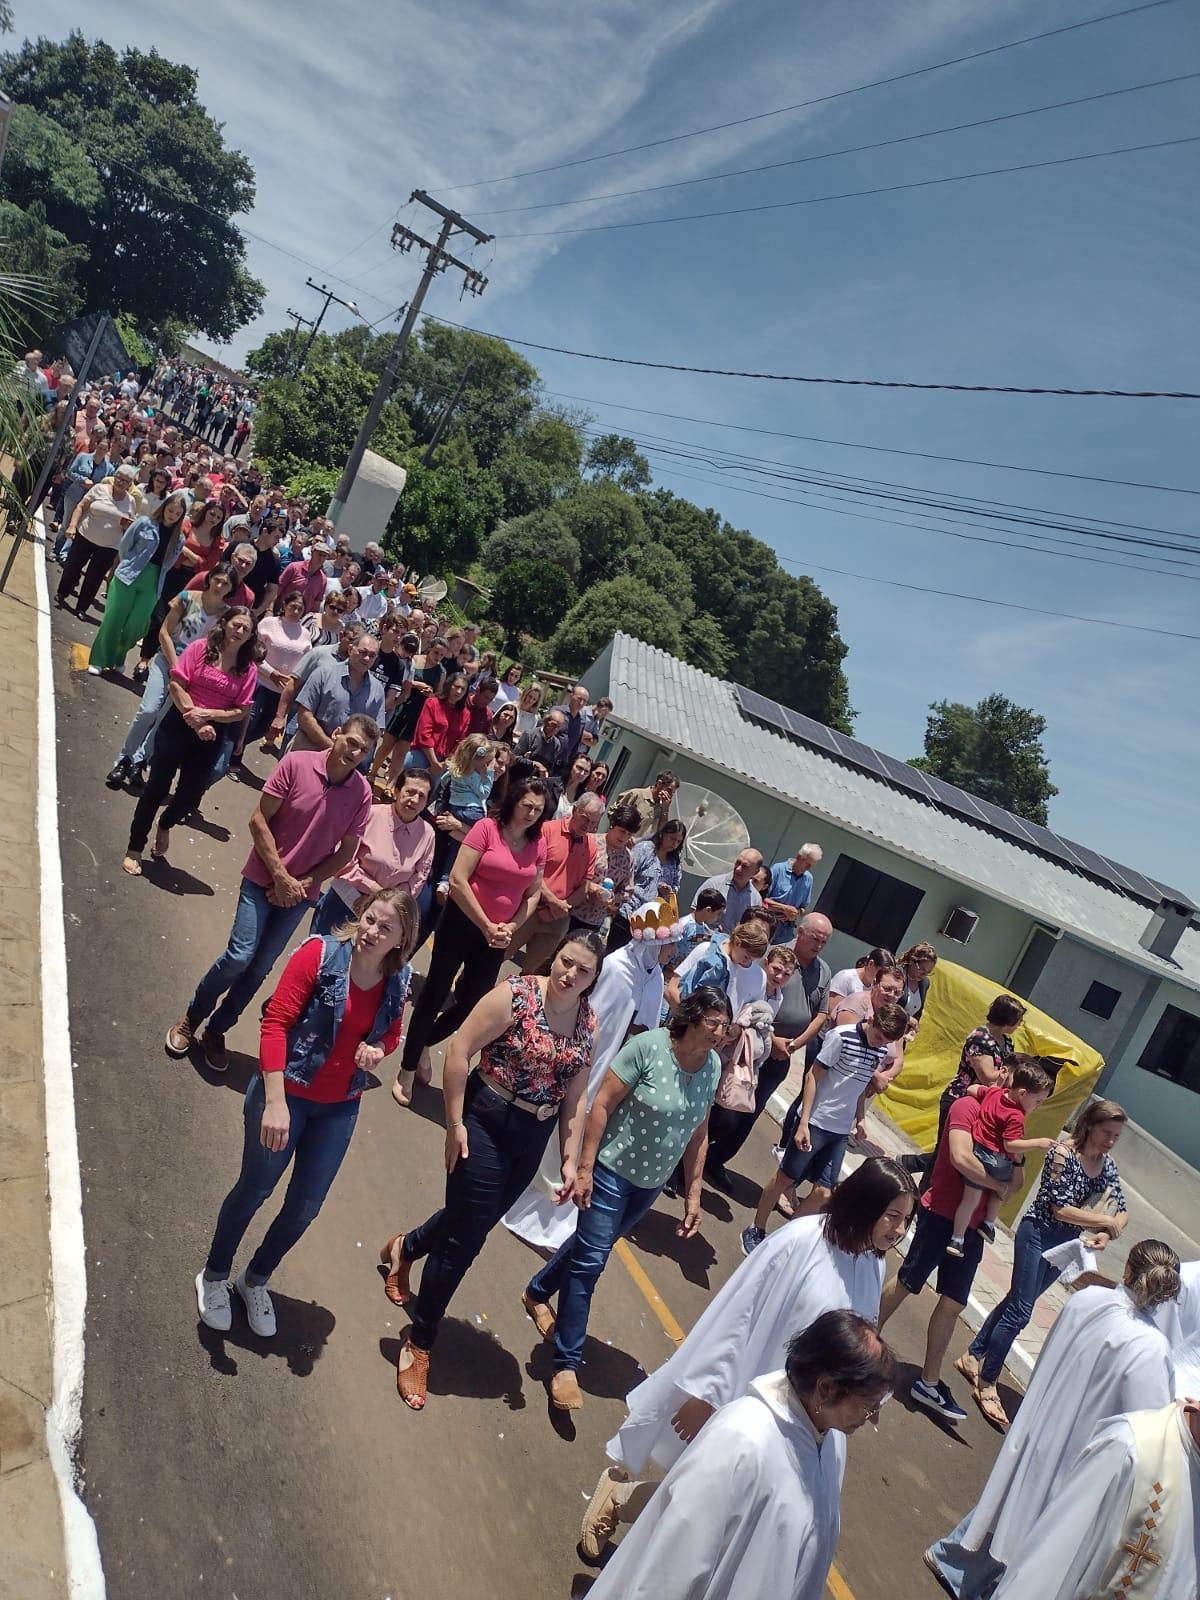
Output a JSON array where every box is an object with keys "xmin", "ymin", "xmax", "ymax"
[
  {"xmin": 140, "ymin": 858, "xmax": 216, "ymax": 896},
  {"xmin": 525, "ymin": 1326, "xmax": 644, "ymax": 1409},
  {"xmin": 891, "ymin": 1361, "xmax": 983, "ymax": 1446},
  {"xmin": 628, "ymin": 1206, "xmax": 719, "ymax": 1290},
  {"xmin": 698, "ymin": 1186, "xmax": 734, "ymax": 1224},
  {"xmin": 207, "ymin": 1048, "xmax": 257, "ymax": 1094},
  {"xmin": 179, "ymin": 812, "xmax": 232, "ymax": 844},
  {"xmin": 380, "ymin": 1317, "xmax": 525, "ymax": 1409},
  {"xmin": 703, "ymin": 1167, "xmax": 760, "ymax": 1214},
  {"xmin": 197, "ymin": 1292, "xmax": 335, "ymax": 1378},
  {"xmin": 407, "ymin": 1084, "xmax": 447, "ymax": 1129}
]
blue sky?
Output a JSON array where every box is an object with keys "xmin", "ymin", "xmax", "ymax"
[{"xmin": 23, "ymin": 0, "xmax": 1200, "ymax": 891}]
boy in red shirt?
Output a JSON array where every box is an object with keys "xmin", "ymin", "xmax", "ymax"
[{"xmin": 947, "ymin": 1060, "xmax": 1054, "ymax": 1256}]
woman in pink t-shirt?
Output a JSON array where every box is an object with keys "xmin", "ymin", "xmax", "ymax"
[
  {"xmin": 391, "ymin": 776, "xmax": 551, "ymax": 1105},
  {"xmin": 123, "ymin": 609, "xmax": 261, "ymax": 876},
  {"xmin": 242, "ymin": 590, "xmax": 311, "ymax": 750}
]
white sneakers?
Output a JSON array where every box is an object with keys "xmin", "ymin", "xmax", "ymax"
[
  {"xmin": 194, "ymin": 1270, "xmax": 276, "ymax": 1337},
  {"xmin": 234, "ymin": 1271, "xmax": 277, "ymax": 1338},
  {"xmin": 195, "ymin": 1271, "xmax": 232, "ymax": 1332}
]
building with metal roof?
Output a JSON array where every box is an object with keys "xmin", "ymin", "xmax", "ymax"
[{"xmin": 583, "ymin": 632, "xmax": 1200, "ymax": 1168}]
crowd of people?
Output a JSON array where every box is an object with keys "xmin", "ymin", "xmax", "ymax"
[{"xmin": 30, "ymin": 353, "xmax": 1200, "ymax": 1598}]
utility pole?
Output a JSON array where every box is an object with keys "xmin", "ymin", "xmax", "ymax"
[
  {"xmin": 295, "ymin": 278, "xmax": 359, "ymax": 374},
  {"xmin": 421, "ymin": 364, "xmax": 473, "ymax": 466},
  {"xmin": 284, "ymin": 307, "xmax": 316, "ymax": 373},
  {"xmin": 327, "ymin": 191, "xmax": 491, "ymax": 528}
]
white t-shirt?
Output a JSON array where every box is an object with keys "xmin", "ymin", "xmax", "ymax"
[
  {"xmin": 79, "ymin": 484, "xmax": 136, "ymax": 550},
  {"xmin": 829, "ymin": 967, "xmax": 866, "ymax": 1000},
  {"xmin": 810, "ymin": 1022, "xmax": 888, "ymax": 1135}
]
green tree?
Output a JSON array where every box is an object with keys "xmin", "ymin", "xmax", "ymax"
[
  {"xmin": 518, "ymin": 411, "xmax": 584, "ymax": 483},
  {"xmin": 585, "ymin": 432, "xmax": 651, "ymax": 491},
  {"xmin": 388, "ymin": 455, "xmax": 503, "ymax": 576},
  {"xmin": 558, "ymin": 481, "xmax": 646, "ymax": 589},
  {"xmin": 737, "ymin": 574, "xmax": 853, "ymax": 731},
  {"xmin": 911, "ymin": 694, "xmax": 1057, "ymax": 825},
  {"xmin": 490, "ymin": 557, "xmax": 577, "ymax": 653},
  {"xmin": 622, "ymin": 541, "xmax": 694, "ymax": 615},
  {"xmin": 285, "ymin": 463, "xmax": 340, "ymax": 515},
  {"xmin": 483, "ymin": 508, "xmax": 581, "ymax": 584},
  {"xmin": 0, "ymin": 198, "xmax": 85, "ymax": 326},
  {"xmin": 490, "ymin": 450, "xmax": 555, "ymax": 519},
  {"xmin": 252, "ymin": 358, "xmax": 379, "ymax": 480},
  {"xmin": 0, "ymin": 34, "xmax": 264, "ymax": 338},
  {"xmin": 549, "ymin": 576, "xmax": 682, "ymax": 672},
  {"xmin": 393, "ymin": 322, "xmax": 540, "ymax": 466},
  {"xmin": 682, "ymin": 612, "xmax": 733, "ymax": 677}
]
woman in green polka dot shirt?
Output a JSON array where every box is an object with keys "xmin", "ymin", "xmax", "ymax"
[{"xmin": 524, "ymin": 986, "xmax": 731, "ymax": 1412}]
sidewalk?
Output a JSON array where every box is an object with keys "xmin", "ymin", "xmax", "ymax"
[{"xmin": 0, "ymin": 524, "xmax": 68, "ymax": 1596}]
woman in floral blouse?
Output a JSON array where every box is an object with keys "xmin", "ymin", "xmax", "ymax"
[
  {"xmin": 380, "ymin": 929, "xmax": 604, "ymax": 1410},
  {"xmin": 958, "ymin": 1096, "xmax": 1129, "ymax": 1428}
]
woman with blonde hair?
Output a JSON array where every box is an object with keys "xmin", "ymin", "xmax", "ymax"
[
  {"xmin": 957, "ymin": 1096, "xmax": 1129, "ymax": 1429},
  {"xmin": 514, "ymin": 681, "xmax": 544, "ymax": 740},
  {"xmin": 88, "ymin": 490, "xmax": 190, "ymax": 673},
  {"xmin": 897, "ymin": 941, "xmax": 938, "ymax": 1019},
  {"xmin": 56, "ymin": 463, "xmax": 139, "ymax": 621},
  {"xmin": 196, "ymin": 888, "xmax": 419, "ymax": 1339}
]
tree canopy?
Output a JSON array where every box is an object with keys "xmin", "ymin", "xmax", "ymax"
[
  {"xmin": 911, "ymin": 693, "xmax": 1058, "ymax": 825},
  {"xmin": 0, "ymin": 33, "xmax": 264, "ymax": 340},
  {"xmin": 246, "ymin": 317, "xmax": 854, "ymax": 728}
]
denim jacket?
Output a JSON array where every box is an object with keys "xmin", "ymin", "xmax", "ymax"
[
  {"xmin": 283, "ymin": 936, "xmax": 411, "ymax": 1100},
  {"xmin": 680, "ymin": 944, "xmax": 730, "ymax": 1000},
  {"xmin": 114, "ymin": 515, "xmax": 186, "ymax": 598}
]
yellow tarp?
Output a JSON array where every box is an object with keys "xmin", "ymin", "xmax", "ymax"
[{"xmin": 879, "ymin": 958, "xmax": 1105, "ymax": 1221}]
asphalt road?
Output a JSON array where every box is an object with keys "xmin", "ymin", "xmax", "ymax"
[{"xmin": 50, "ymin": 597, "xmax": 1015, "ymax": 1600}]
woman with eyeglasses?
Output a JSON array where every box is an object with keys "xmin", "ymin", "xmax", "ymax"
[
  {"xmin": 897, "ymin": 942, "xmax": 938, "ymax": 1020},
  {"xmin": 522, "ymin": 986, "xmax": 731, "ymax": 1413}
]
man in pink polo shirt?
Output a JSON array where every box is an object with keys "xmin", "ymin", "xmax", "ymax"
[
  {"xmin": 165, "ymin": 714, "xmax": 378, "ymax": 1072},
  {"xmin": 276, "ymin": 540, "xmax": 334, "ymax": 616}
]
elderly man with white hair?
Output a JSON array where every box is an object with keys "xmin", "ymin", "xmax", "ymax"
[
  {"xmin": 510, "ymin": 793, "xmax": 604, "ymax": 973},
  {"xmin": 764, "ymin": 843, "xmax": 824, "ymax": 944}
]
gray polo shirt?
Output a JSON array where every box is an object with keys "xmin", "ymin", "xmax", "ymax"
[
  {"xmin": 292, "ymin": 657, "xmax": 385, "ymax": 751},
  {"xmin": 773, "ymin": 956, "xmax": 832, "ymax": 1063},
  {"xmin": 694, "ymin": 871, "xmax": 762, "ymax": 934}
]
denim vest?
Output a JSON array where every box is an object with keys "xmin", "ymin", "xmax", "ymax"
[
  {"xmin": 283, "ymin": 936, "xmax": 411, "ymax": 1099},
  {"xmin": 114, "ymin": 515, "xmax": 185, "ymax": 598}
]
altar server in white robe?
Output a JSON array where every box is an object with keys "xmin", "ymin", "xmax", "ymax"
[
  {"xmin": 503, "ymin": 901, "xmax": 678, "ymax": 1252},
  {"xmin": 583, "ymin": 1309, "xmax": 896, "ymax": 1600},
  {"xmin": 1176, "ymin": 1258, "xmax": 1200, "ymax": 1344},
  {"xmin": 578, "ymin": 1157, "xmax": 915, "ymax": 1558},
  {"xmin": 992, "ymin": 1400, "xmax": 1200, "ymax": 1600},
  {"xmin": 926, "ymin": 1238, "xmax": 1182, "ymax": 1599}
]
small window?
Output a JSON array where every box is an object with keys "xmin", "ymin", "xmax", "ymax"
[
  {"xmin": 816, "ymin": 855, "xmax": 924, "ymax": 952},
  {"xmin": 1081, "ymin": 981, "xmax": 1121, "ymax": 1021},
  {"xmin": 1138, "ymin": 1004, "xmax": 1200, "ymax": 1094}
]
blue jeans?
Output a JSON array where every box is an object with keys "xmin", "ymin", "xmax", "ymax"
[
  {"xmin": 187, "ymin": 878, "xmax": 309, "ymax": 1035},
  {"xmin": 968, "ymin": 1213, "xmax": 1075, "ymax": 1384},
  {"xmin": 205, "ymin": 1075, "xmax": 359, "ymax": 1282},
  {"xmin": 119, "ymin": 652, "xmax": 171, "ymax": 766},
  {"xmin": 527, "ymin": 1160, "xmax": 660, "ymax": 1372},
  {"xmin": 245, "ymin": 683, "xmax": 281, "ymax": 746},
  {"xmin": 310, "ymin": 884, "xmax": 352, "ymax": 937}
]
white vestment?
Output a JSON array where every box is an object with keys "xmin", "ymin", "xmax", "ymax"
[
  {"xmin": 586, "ymin": 1371, "xmax": 844, "ymax": 1600},
  {"xmin": 962, "ymin": 1284, "xmax": 1176, "ymax": 1568},
  {"xmin": 993, "ymin": 1403, "xmax": 1200, "ymax": 1599},
  {"xmin": 502, "ymin": 941, "xmax": 664, "ymax": 1251},
  {"xmin": 609, "ymin": 1215, "xmax": 883, "ymax": 1476},
  {"xmin": 1176, "ymin": 1260, "xmax": 1200, "ymax": 1344}
]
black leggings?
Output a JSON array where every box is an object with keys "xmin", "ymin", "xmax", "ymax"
[
  {"xmin": 403, "ymin": 1076, "xmax": 555, "ymax": 1349},
  {"xmin": 57, "ymin": 533, "xmax": 114, "ymax": 615},
  {"xmin": 139, "ymin": 567, "xmax": 191, "ymax": 660},
  {"xmin": 127, "ymin": 706, "xmax": 223, "ymax": 854},
  {"xmin": 400, "ymin": 898, "xmax": 506, "ymax": 1071}
]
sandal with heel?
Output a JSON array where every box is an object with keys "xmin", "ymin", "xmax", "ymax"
[{"xmin": 380, "ymin": 1234, "xmax": 411, "ymax": 1305}]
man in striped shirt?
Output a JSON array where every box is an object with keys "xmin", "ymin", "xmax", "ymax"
[{"xmin": 741, "ymin": 1003, "xmax": 909, "ymax": 1254}]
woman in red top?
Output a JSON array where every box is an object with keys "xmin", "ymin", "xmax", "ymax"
[
  {"xmin": 196, "ymin": 888, "xmax": 419, "ymax": 1339},
  {"xmin": 383, "ymin": 927, "xmax": 603, "ymax": 1409},
  {"xmin": 122, "ymin": 608, "xmax": 261, "ymax": 875},
  {"xmin": 408, "ymin": 667, "xmax": 470, "ymax": 777}
]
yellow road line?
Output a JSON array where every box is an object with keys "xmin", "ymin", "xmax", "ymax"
[{"xmin": 614, "ymin": 1234, "xmax": 857, "ymax": 1600}]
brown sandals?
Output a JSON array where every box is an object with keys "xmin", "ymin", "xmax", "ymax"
[
  {"xmin": 396, "ymin": 1334, "xmax": 429, "ymax": 1411},
  {"xmin": 380, "ymin": 1235, "xmax": 411, "ymax": 1305}
]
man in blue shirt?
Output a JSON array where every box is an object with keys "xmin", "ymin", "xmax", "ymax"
[
  {"xmin": 694, "ymin": 848, "xmax": 764, "ymax": 934},
  {"xmin": 764, "ymin": 844, "xmax": 824, "ymax": 945},
  {"xmin": 293, "ymin": 631, "xmax": 385, "ymax": 769}
]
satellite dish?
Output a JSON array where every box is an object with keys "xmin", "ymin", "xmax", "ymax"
[
  {"xmin": 675, "ymin": 782, "xmax": 750, "ymax": 877},
  {"xmin": 414, "ymin": 572, "xmax": 448, "ymax": 606}
]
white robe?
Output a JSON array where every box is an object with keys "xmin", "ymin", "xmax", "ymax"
[
  {"xmin": 609, "ymin": 1215, "xmax": 884, "ymax": 1476},
  {"xmin": 993, "ymin": 1404, "xmax": 1200, "ymax": 1600},
  {"xmin": 1176, "ymin": 1260, "xmax": 1200, "ymax": 1344},
  {"xmin": 963, "ymin": 1285, "xmax": 1176, "ymax": 1568},
  {"xmin": 501, "ymin": 941, "xmax": 664, "ymax": 1251},
  {"xmin": 586, "ymin": 1371, "xmax": 844, "ymax": 1600}
]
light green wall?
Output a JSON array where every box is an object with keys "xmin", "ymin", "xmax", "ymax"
[
  {"xmin": 1100, "ymin": 975, "xmax": 1200, "ymax": 1170},
  {"xmin": 601, "ymin": 726, "xmax": 1035, "ymax": 980}
]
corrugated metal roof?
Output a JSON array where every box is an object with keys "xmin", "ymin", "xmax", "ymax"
[{"xmin": 604, "ymin": 633, "xmax": 1200, "ymax": 993}]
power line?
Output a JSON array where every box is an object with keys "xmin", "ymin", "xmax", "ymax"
[
  {"xmin": 425, "ymin": 314, "xmax": 1200, "ymax": 400},
  {"xmin": 533, "ymin": 385, "xmax": 1200, "ymax": 496},
  {"xmin": 477, "ymin": 73, "xmax": 1200, "ymax": 215},
  {"xmin": 498, "ymin": 135, "xmax": 1200, "ymax": 238},
  {"xmin": 439, "ymin": 0, "xmax": 1182, "ymax": 191}
]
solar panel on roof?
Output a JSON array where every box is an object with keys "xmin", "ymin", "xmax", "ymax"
[
  {"xmin": 1017, "ymin": 819, "xmax": 1087, "ymax": 871},
  {"xmin": 971, "ymin": 796, "xmax": 1035, "ymax": 838},
  {"xmin": 1146, "ymin": 876, "xmax": 1198, "ymax": 911},
  {"xmin": 733, "ymin": 684, "xmax": 788, "ymax": 728},
  {"xmin": 877, "ymin": 751, "xmax": 938, "ymax": 799},
  {"xmin": 919, "ymin": 772, "xmax": 988, "ymax": 823},
  {"xmin": 781, "ymin": 705, "xmax": 842, "ymax": 755},
  {"xmin": 840, "ymin": 739, "xmax": 889, "ymax": 779}
]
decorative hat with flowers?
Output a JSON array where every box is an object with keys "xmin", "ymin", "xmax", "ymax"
[{"xmin": 629, "ymin": 893, "xmax": 686, "ymax": 943}]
